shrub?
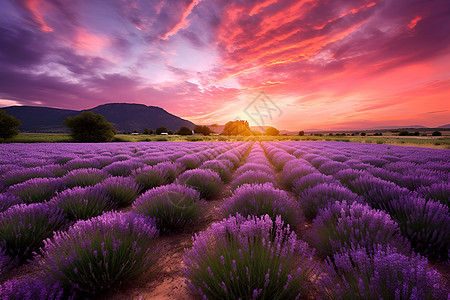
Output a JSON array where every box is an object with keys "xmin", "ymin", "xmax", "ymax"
[
  {"xmin": 176, "ymin": 169, "xmax": 222, "ymax": 200},
  {"xmin": 431, "ymin": 131, "xmax": 442, "ymax": 136},
  {"xmin": 96, "ymin": 176, "xmax": 142, "ymax": 207},
  {"xmin": 63, "ymin": 168, "xmax": 108, "ymax": 188},
  {"xmin": 133, "ymin": 184, "xmax": 203, "ymax": 232},
  {"xmin": 216, "ymin": 152, "xmax": 240, "ymax": 168},
  {"xmin": 230, "ymin": 170, "xmax": 277, "ymax": 191},
  {"xmin": 320, "ymin": 246, "xmax": 447, "ymax": 299},
  {"xmin": 103, "ymin": 160, "xmax": 144, "ymax": 177},
  {"xmin": 235, "ymin": 163, "xmax": 274, "ymax": 177},
  {"xmin": 176, "ymin": 154, "xmax": 201, "ymax": 170},
  {"xmin": 63, "ymin": 111, "xmax": 117, "ymax": 142},
  {"xmin": 298, "ymin": 184, "xmax": 362, "ymax": 220},
  {"xmin": 0, "ymin": 203, "xmax": 68, "ymax": 263},
  {"xmin": 132, "ymin": 162, "xmax": 180, "ymax": 191},
  {"xmin": 416, "ymin": 183, "xmax": 449, "ymax": 206},
  {"xmin": 220, "ymin": 183, "xmax": 303, "ymax": 229},
  {"xmin": 39, "ymin": 211, "xmax": 159, "ymax": 296},
  {"xmin": 0, "ymin": 276, "xmax": 68, "ymax": 300},
  {"xmin": 0, "ymin": 110, "xmax": 21, "ymax": 140},
  {"xmin": 183, "ymin": 214, "xmax": 319, "ymax": 299},
  {"xmin": 310, "ymin": 201, "xmax": 409, "ymax": 258},
  {"xmin": 333, "ymin": 169, "xmax": 370, "ymax": 186},
  {"xmin": 317, "ymin": 161, "xmax": 348, "ymax": 175},
  {"xmin": 291, "ymin": 173, "xmax": 336, "ymax": 195},
  {"xmin": 64, "ymin": 158, "xmax": 101, "ymax": 171},
  {"xmin": 7, "ymin": 177, "xmax": 64, "ymax": 204},
  {"xmin": 1, "ymin": 167, "xmax": 56, "ymax": 188},
  {"xmin": 200, "ymin": 160, "xmax": 232, "ymax": 182},
  {"xmin": 388, "ymin": 196, "xmax": 449, "ymax": 259},
  {"xmin": 265, "ymin": 126, "xmax": 279, "ymax": 136},
  {"xmin": 51, "ymin": 187, "xmax": 116, "ymax": 221},
  {"xmin": 0, "ymin": 194, "xmax": 21, "ymax": 212},
  {"xmin": 281, "ymin": 165, "xmax": 317, "ymax": 190}
]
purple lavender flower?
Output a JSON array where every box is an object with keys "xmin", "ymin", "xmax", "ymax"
[
  {"xmin": 291, "ymin": 173, "xmax": 337, "ymax": 195},
  {"xmin": 38, "ymin": 211, "xmax": 158, "ymax": 296},
  {"xmin": 298, "ymin": 183, "xmax": 363, "ymax": 220},
  {"xmin": 183, "ymin": 214, "xmax": 319, "ymax": 299},
  {"xmin": 220, "ymin": 183, "xmax": 304, "ymax": 229},
  {"xmin": 416, "ymin": 183, "xmax": 449, "ymax": 206},
  {"xmin": 1, "ymin": 166, "xmax": 56, "ymax": 188},
  {"xmin": 281, "ymin": 165, "xmax": 317, "ymax": 190},
  {"xmin": 318, "ymin": 161, "xmax": 349, "ymax": 175},
  {"xmin": 95, "ymin": 176, "xmax": 142, "ymax": 206},
  {"xmin": 0, "ymin": 203, "xmax": 68, "ymax": 263},
  {"xmin": 50, "ymin": 186, "xmax": 116, "ymax": 221},
  {"xmin": 63, "ymin": 168, "xmax": 109, "ymax": 188},
  {"xmin": 102, "ymin": 160, "xmax": 144, "ymax": 176},
  {"xmin": 64, "ymin": 158, "xmax": 101, "ymax": 171},
  {"xmin": 0, "ymin": 276, "xmax": 69, "ymax": 300},
  {"xmin": 234, "ymin": 163, "xmax": 274, "ymax": 177},
  {"xmin": 7, "ymin": 177, "xmax": 65, "ymax": 204},
  {"xmin": 133, "ymin": 184, "xmax": 203, "ymax": 232},
  {"xmin": 200, "ymin": 160, "xmax": 233, "ymax": 182},
  {"xmin": 310, "ymin": 201, "xmax": 410, "ymax": 258},
  {"xmin": 176, "ymin": 154, "xmax": 201, "ymax": 170},
  {"xmin": 176, "ymin": 169, "xmax": 222, "ymax": 200},
  {"xmin": 0, "ymin": 193, "xmax": 22, "ymax": 212},
  {"xmin": 320, "ymin": 245, "xmax": 448, "ymax": 299}
]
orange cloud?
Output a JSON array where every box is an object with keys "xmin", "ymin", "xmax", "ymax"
[
  {"xmin": 408, "ymin": 16, "xmax": 422, "ymax": 29},
  {"xmin": 24, "ymin": 0, "xmax": 53, "ymax": 32},
  {"xmin": 162, "ymin": 0, "xmax": 202, "ymax": 39}
]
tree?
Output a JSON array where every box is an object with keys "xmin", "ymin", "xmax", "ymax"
[
  {"xmin": 432, "ymin": 131, "xmax": 442, "ymax": 136},
  {"xmin": 221, "ymin": 120, "xmax": 252, "ymax": 136},
  {"xmin": 177, "ymin": 126, "xmax": 193, "ymax": 135},
  {"xmin": 63, "ymin": 111, "xmax": 116, "ymax": 142},
  {"xmin": 156, "ymin": 127, "xmax": 168, "ymax": 134},
  {"xmin": 265, "ymin": 126, "xmax": 279, "ymax": 136},
  {"xmin": 143, "ymin": 128, "xmax": 150, "ymax": 134},
  {"xmin": 298, "ymin": 131, "xmax": 304, "ymax": 136},
  {"xmin": 399, "ymin": 131, "xmax": 409, "ymax": 136},
  {"xmin": 0, "ymin": 110, "xmax": 21, "ymax": 140},
  {"xmin": 194, "ymin": 125, "xmax": 212, "ymax": 136},
  {"xmin": 360, "ymin": 132, "xmax": 366, "ymax": 136}
]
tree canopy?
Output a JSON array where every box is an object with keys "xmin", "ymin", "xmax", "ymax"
[
  {"xmin": 221, "ymin": 120, "xmax": 252, "ymax": 136},
  {"xmin": 178, "ymin": 126, "xmax": 193, "ymax": 135},
  {"xmin": 0, "ymin": 110, "xmax": 21, "ymax": 140},
  {"xmin": 265, "ymin": 126, "xmax": 279, "ymax": 136},
  {"xmin": 156, "ymin": 127, "xmax": 168, "ymax": 134},
  {"xmin": 63, "ymin": 111, "xmax": 116, "ymax": 142},
  {"xmin": 194, "ymin": 125, "xmax": 212, "ymax": 136}
]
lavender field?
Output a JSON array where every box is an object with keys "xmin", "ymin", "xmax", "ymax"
[{"xmin": 0, "ymin": 141, "xmax": 448, "ymax": 299}]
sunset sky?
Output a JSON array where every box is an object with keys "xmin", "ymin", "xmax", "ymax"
[{"xmin": 0, "ymin": 0, "xmax": 449, "ymax": 130}]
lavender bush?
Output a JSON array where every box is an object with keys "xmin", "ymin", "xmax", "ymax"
[
  {"xmin": 200, "ymin": 160, "xmax": 232, "ymax": 182},
  {"xmin": 297, "ymin": 183, "xmax": 362, "ymax": 220},
  {"xmin": 291, "ymin": 173, "xmax": 337, "ymax": 195},
  {"xmin": 183, "ymin": 214, "xmax": 320, "ymax": 299},
  {"xmin": 133, "ymin": 184, "xmax": 203, "ymax": 232},
  {"xmin": 63, "ymin": 168, "xmax": 108, "ymax": 188},
  {"xmin": 39, "ymin": 211, "xmax": 159, "ymax": 296},
  {"xmin": 176, "ymin": 154, "xmax": 201, "ymax": 170},
  {"xmin": 64, "ymin": 158, "xmax": 101, "ymax": 171},
  {"xmin": 95, "ymin": 176, "xmax": 142, "ymax": 206},
  {"xmin": 7, "ymin": 177, "xmax": 64, "ymax": 204},
  {"xmin": 0, "ymin": 194, "xmax": 22, "ymax": 212},
  {"xmin": 416, "ymin": 183, "xmax": 449, "ymax": 206},
  {"xmin": 310, "ymin": 201, "xmax": 409, "ymax": 258},
  {"xmin": 234, "ymin": 163, "xmax": 274, "ymax": 177},
  {"xmin": 102, "ymin": 160, "xmax": 144, "ymax": 177},
  {"xmin": 220, "ymin": 183, "xmax": 303, "ymax": 229},
  {"xmin": 0, "ymin": 276, "xmax": 68, "ymax": 300},
  {"xmin": 0, "ymin": 203, "xmax": 68, "ymax": 263},
  {"xmin": 132, "ymin": 162, "xmax": 180, "ymax": 191},
  {"xmin": 320, "ymin": 246, "xmax": 448, "ymax": 299},
  {"xmin": 281, "ymin": 165, "xmax": 317, "ymax": 190},
  {"xmin": 51, "ymin": 186, "xmax": 116, "ymax": 221},
  {"xmin": 388, "ymin": 196, "xmax": 449, "ymax": 259},
  {"xmin": 176, "ymin": 169, "xmax": 222, "ymax": 200}
]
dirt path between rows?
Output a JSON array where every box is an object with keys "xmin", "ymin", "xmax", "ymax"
[{"xmin": 112, "ymin": 187, "xmax": 232, "ymax": 300}]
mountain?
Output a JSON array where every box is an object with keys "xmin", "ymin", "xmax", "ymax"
[
  {"xmin": 437, "ymin": 124, "xmax": 450, "ymax": 129},
  {"xmin": 364, "ymin": 125, "xmax": 428, "ymax": 130},
  {"xmin": 2, "ymin": 103, "xmax": 195, "ymax": 133}
]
